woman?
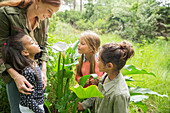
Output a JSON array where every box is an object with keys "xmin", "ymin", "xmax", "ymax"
[{"xmin": 0, "ymin": 0, "xmax": 61, "ymax": 112}]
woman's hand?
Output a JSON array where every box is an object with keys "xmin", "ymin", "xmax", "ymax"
[
  {"xmin": 78, "ymin": 102, "xmax": 85, "ymax": 111},
  {"xmin": 14, "ymin": 74, "xmax": 34, "ymax": 95},
  {"xmin": 41, "ymin": 61, "xmax": 47, "ymax": 90},
  {"xmin": 7, "ymin": 68, "xmax": 34, "ymax": 95}
]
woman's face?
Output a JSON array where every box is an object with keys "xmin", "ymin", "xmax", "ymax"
[{"xmin": 36, "ymin": 2, "xmax": 59, "ymax": 20}]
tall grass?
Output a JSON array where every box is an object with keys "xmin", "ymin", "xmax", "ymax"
[{"xmin": 49, "ymin": 21, "xmax": 170, "ymax": 112}]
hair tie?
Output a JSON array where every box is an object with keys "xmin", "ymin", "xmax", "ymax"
[{"xmin": 4, "ymin": 43, "xmax": 7, "ymax": 46}]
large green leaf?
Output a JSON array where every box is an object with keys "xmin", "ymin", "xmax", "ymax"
[
  {"xmin": 121, "ymin": 65, "xmax": 156, "ymax": 77},
  {"xmin": 70, "ymin": 85, "xmax": 103, "ymax": 99},
  {"xmin": 130, "ymin": 95, "xmax": 149, "ymax": 102},
  {"xmin": 129, "ymin": 86, "xmax": 168, "ymax": 98},
  {"xmin": 79, "ymin": 74, "xmax": 98, "ymax": 87}
]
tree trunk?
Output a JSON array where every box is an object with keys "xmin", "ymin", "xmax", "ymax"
[
  {"xmin": 80, "ymin": 0, "xmax": 82, "ymax": 14},
  {"xmin": 73, "ymin": 0, "xmax": 76, "ymax": 10}
]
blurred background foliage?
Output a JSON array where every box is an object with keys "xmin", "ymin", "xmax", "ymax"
[{"xmin": 53, "ymin": 0, "xmax": 169, "ymax": 43}]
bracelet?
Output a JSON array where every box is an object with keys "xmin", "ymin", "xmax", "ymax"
[{"xmin": 14, "ymin": 74, "xmax": 19, "ymax": 81}]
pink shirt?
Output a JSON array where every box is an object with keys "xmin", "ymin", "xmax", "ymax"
[{"xmin": 75, "ymin": 60, "xmax": 104, "ymax": 88}]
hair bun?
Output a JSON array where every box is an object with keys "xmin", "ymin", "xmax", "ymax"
[{"xmin": 119, "ymin": 41, "xmax": 134, "ymax": 59}]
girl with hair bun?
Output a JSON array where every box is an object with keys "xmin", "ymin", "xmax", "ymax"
[
  {"xmin": 78, "ymin": 41, "xmax": 134, "ymax": 113},
  {"xmin": 75, "ymin": 31, "xmax": 104, "ymax": 88}
]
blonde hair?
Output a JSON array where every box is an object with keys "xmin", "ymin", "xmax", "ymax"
[
  {"xmin": 77, "ymin": 31, "xmax": 101, "ymax": 76},
  {"xmin": 0, "ymin": 0, "xmax": 61, "ymax": 8}
]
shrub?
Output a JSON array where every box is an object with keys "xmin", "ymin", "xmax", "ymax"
[
  {"xmin": 76, "ymin": 19, "xmax": 94, "ymax": 31},
  {"xmin": 108, "ymin": 0, "xmax": 161, "ymax": 43}
]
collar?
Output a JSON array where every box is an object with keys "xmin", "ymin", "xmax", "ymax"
[
  {"xmin": 26, "ymin": 17, "xmax": 39, "ymax": 31},
  {"xmin": 99, "ymin": 72, "xmax": 122, "ymax": 93}
]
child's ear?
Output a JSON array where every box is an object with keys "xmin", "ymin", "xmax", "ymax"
[
  {"xmin": 21, "ymin": 50, "xmax": 29, "ymax": 56},
  {"xmin": 106, "ymin": 63, "xmax": 113, "ymax": 69}
]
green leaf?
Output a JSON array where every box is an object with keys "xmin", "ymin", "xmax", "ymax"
[
  {"xmin": 124, "ymin": 75, "xmax": 134, "ymax": 81},
  {"xmin": 130, "ymin": 95, "xmax": 149, "ymax": 102},
  {"xmin": 70, "ymin": 40, "xmax": 79, "ymax": 50},
  {"xmin": 70, "ymin": 85, "xmax": 103, "ymax": 99},
  {"xmin": 79, "ymin": 74, "xmax": 98, "ymax": 87},
  {"xmin": 44, "ymin": 100, "xmax": 52, "ymax": 113},
  {"xmin": 121, "ymin": 65, "xmax": 156, "ymax": 77},
  {"xmin": 129, "ymin": 86, "xmax": 168, "ymax": 98},
  {"xmin": 64, "ymin": 61, "xmax": 79, "ymax": 67}
]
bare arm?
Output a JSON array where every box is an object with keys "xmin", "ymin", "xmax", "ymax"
[
  {"xmin": 41, "ymin": 61, "xmax": 47, "ymax": 90},
  {"xmin": 7, "ymin": 68, "xmax": 34, "ymax": 95}
]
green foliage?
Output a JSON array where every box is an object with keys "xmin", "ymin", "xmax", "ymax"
[
  {"xmin": 0, "ymin": 79, "xmax": 10, "ymax": 113},
  {"xmin": 70, "ymin": 85, "xmax": 103, "ymax": 99},
  {"xmin": 46, "ymin": 40, "xmax": 80, "ymax": 112},
  {"xmin": 76, "ymin": 19, "xmax": 93, "ymax": 30},
  {"xmin": 56, "ymin": 10, "xmax": 82, "ymax": 25},
  {"xmin": 82, "ymin": 3, "xmax": 94, "ymax": 21},
  {"xmin": 107, "ymin": 0, "xmax": 161, "ymax": 43},
  {"xmin": 121, "ymin": 65, "xmax": 156, "ymax": 77},
  {"xmin": 79, "ymin": 74, "xmax": 97, "ymax": 87}
]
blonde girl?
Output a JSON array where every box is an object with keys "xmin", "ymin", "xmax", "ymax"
[{"xmin": 75, "ymin": 31, "xmax": 104, "ymax": 87}]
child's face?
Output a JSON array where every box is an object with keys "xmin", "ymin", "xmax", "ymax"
[
  {"xmin": 78, "ymin": 38, "xmax": 92, "ymax": 54},
  {"xmin": 97, "ymin": 54, "xmax": 107, "ymax": 72},
  {"xmin": 21, "ymin": 35, "xmax": 41, "ymax": 56}
]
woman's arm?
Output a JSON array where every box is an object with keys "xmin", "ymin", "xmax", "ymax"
[
  {"xmin": 7, "ymin": 68, "xmax": 34, "ymax": 94},
  {"xmin": 41, "ymin": 61, "xmax": 47, "ymax": 90}
]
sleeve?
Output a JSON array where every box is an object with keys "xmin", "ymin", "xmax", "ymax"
[
  {"xmin": 20, "ymin": 67, "xmax": 44, "ymax": 113},
  {"xmin": 39, "ymin": 19, "xmax": 49, "ymax": 62},
  {"xmin": 0, "ymin": 8, "xmax": 12, "ymax": 74},
  {"xmin": 113, "ymin": 95, "xmax": 130, "ymax": 113},
  {"xmin": 82, "ymin": 97, "xmax": 95, "ymax": 109}
]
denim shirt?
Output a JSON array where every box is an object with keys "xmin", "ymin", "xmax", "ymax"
[{"xmin": 82, "ymin": 72, "xmax": 130, "ymax": 113}]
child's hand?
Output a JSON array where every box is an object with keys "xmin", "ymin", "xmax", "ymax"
[
  {"xmin": 85, "ymin": 79, "xmax": 90, "ymax": 85},
  {"xmin": 90, "ymin": 78, "xmax": 99, "ymax": 85},
  {"xmin": 78, "ymin": 102, "xmax": 85, "ymax": 111}
]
